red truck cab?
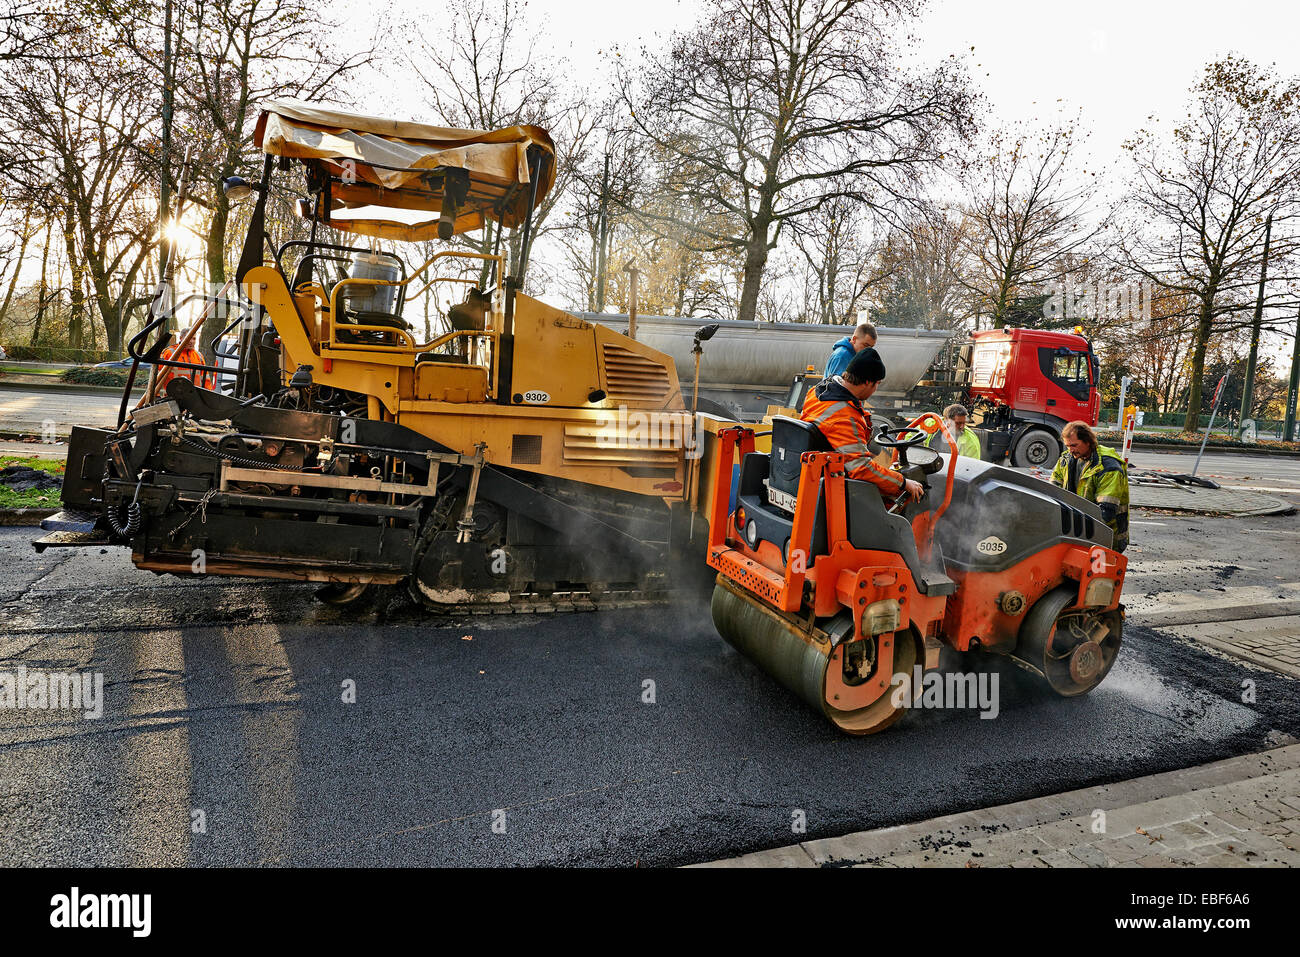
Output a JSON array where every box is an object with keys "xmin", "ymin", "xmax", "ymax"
[{"xmin": 964, "ymin": 328, "xmax": 1100, "ymax": 467}]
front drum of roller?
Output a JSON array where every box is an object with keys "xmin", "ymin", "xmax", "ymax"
[{"xmin": 710, "ymin": 577, "xmax": 922, "ymax": 734}]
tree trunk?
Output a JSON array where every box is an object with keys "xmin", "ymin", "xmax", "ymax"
[
  {"xmin": 63, "ymin": 206, "xmax": 85, "ymax": 351},
  {"xmin": 586, "ymin": 228, "xmax": 598, "ymax": 312},
  {"xmin": 595, "ymin": 152, "xmax": 610, "ymax": 313},
  {"xmin": 507, "ymin": 233, "xmax": 523, "ymax": 288},
  {"xmin": 736, "ymin": 215, "xmax": 772, "ymax": 323},
  {"xmin": 822, "ymin": 232, "xmax": 839, "ymax": 324},
  {"xmin": 478, "ymin": 219, "xmax": 495, "ymax": 291},
  {"xmin": 201, "ymin": 191, "xmax": 231, "ymax": 361},
  {"xmin": 96, "ymin": 284, "xmax": 123, "ymax": 352},
  {"xmin": 0, "ymin": 208, "xmax": 33, "ymax": 325},
  {"xmin": 1182, "ymin": 293, "xmax": 1216, "ymax": 431},
  {"xmin": 31, "ymin": 218, "xmax": 52, "ymax": 346},
  {"xmin": 675, "ymin": 258, "xmax": 689, "ymax": 316},
  {"xmin": 989, "ymin": 260, "xmax": 1018, "ymax": 328},
  {"xmin": 990, "ymin": 285, "xmax": 1011, "ymax": 328}
]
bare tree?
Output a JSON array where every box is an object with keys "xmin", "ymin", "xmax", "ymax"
[
  {"xmin": 1109, "ymin": 292, "xmax": 1197, "ymax": 413},
  {"xmin": 108, "ymin": 0, "xmax": 379, "ymax": 356},
  {"xmin": 558, "ymin": 118, "xmax": 742, "ymax": 318},
  {"xmin": 599, "ymin": 209, "xmax": 738, "ymax": 319},
  {"xmin": 790, "ymin": 193, "xmax": 885, "ymax": 324},
  {"xmin": 407, "ymin": 0, "xmax": 597, "ymax": 294},
  {"xmin": 0, "ymin": 1, "xmax": 76, "ymax": 62},
  {"xmin": 0, "ymin": 34, "xmax": 157, "ymax": 352},
  {"xmin": 958, "ymin": 118, "xmax": 1101, "ymax": 328},
  {"xmin": 0, "ymin": 205, "xmax": 37, "ymax": 325},
  {"xmin": 869, "ymin": 208, "xmax": 973, "ymax": 329},
  {"xmin": 556, "ymin": 108, "xmax": 644, "ymax": 313},
  {"xmin": 1113, "ymin": 56, "xmax": 1300, "ymax": 430},
  {"xmin": 618, "ymin": 0, "xmax": 975, "ymax": 324}
]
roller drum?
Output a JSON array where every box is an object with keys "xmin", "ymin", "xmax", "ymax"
[{"xmin": 711, "ymin": 577, "xmax": 921, "ymax": 734}]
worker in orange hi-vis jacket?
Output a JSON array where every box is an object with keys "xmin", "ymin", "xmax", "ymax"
[
  {"xmin": 157, "ymin": 329, "xmax": 217, "ymax": 392},
  {"xmin": 801, "ymin": 346, "xmax": 924, "ymax": 503}
]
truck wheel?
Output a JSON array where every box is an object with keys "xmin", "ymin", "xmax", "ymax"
[{"xmin": 1011, "ymin": 428, "xmax": 1060, "ymax": 469}]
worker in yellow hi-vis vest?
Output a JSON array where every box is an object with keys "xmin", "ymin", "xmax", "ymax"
[
  {"xmin": 925, "ymin": 403, "xmax": 982, "ymax": 459},
  {"xmin": 1050, "ymin": 420, "xmax": 1130, "ymax": 552}
]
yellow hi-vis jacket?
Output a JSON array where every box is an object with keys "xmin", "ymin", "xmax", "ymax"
[
  {"xmin": 1051, "ymin": 442, "xmax": 1130, "ymax": 552},
  {"xmin": 926, "ymin": 423, "xmax": 982, "ymax": 459},
  {"xmin": 800, "ymin": 377, "xmax": 905, "ymax": 497}
]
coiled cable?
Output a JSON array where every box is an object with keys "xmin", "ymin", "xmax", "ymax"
[{"xmin": 108, "ymin": 479, "xmax": 143, "ymax": 537}]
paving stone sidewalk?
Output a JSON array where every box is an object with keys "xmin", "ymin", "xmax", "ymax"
[
  {"xmin": 1169, "ymin": 617, "xmax": 1300, "ymax": 680},
  {"xmin": 698, "ymin": 743, "xmax": 1300, "ymax": 868},
  {"xmin": 1128, "ymin": 482, "xmax": 1292, "ymax": 516}
]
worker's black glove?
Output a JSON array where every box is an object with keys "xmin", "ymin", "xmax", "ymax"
[{"xmin": 1098, "ymin": 502, "xmax": 1118, "ymax": 523}]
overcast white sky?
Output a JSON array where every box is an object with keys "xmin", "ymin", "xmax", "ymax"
[
  {"xmin": 382, "ymin": 0, "xmax": 1300, "ymax": 157},
  {"xmin": 376, "ymin": 0, "xmax": 1300, "ymax": 230},
  {"xmin": 371, "ymin": 0, "xmax": 1300, "ymax": 353},
  {"xmin": 914, "ymin": 0, "xmax": 1299, "ymax": 174}
]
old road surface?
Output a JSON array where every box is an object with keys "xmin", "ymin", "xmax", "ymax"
[{"xmin": 0, "ymin": 452, "xmax": 1297, "ymax": 866}]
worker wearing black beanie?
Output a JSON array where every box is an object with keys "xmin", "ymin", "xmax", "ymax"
[
  {"xmin": 843, "ymin": 346, "xmax": 885, "ymax": 385},
  {"xmin": 801, "ymin": 344, "xmax": 923, "ymax": 502}
]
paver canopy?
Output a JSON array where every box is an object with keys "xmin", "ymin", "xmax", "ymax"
[{"xmin": 254, "ymin": 98, "xmax": 556, "ymax": 242}]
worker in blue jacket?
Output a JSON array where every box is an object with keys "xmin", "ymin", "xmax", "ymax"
[{"xmin": 823, "ymin": 321, "xmax": 877, "ymax": 379}]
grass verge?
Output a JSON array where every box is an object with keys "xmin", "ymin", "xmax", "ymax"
[{"xmin": 0, "ymin": 454, "xmax": 65, "ymax": 509}]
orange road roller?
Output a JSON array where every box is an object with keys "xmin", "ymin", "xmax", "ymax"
[{"xmin": 705, "ymin": 417, "xmax": 1127, "ymax": 733}]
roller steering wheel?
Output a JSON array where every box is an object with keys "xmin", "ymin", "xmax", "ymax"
[
  {"xmin": 874, "ymin": 426, "xmax": 929, "ymax": 513},
  {"xmin": 874, "ymin": 426, "xmax": 928, "ymax": 451}
]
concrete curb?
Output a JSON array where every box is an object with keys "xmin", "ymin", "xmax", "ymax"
[
  {"xmin": 1120, "ymin": 440, "xmax": 1300, "ymax": 458},
  {"xmin": 0, "ymin": 433, "xmax": 73, "ymax": 445},
  {"xmin": 0, "ymin": 508, "xmax": 57, "ymax": 526},
  {"xmin": 0, "ymin": 360, "xmax": 81, "ymax": 370},
  {"xmin": 694, "ymin": 743, "xmax": 1300, "ymax": 868},
  {"xmin": 0, "ymin": 379, "xmax": 143, "ymax": 397}
]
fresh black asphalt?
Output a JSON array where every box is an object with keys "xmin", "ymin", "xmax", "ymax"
[{"xmin": 2, "ymin": 523, "xmax": 1297, "ymax": 866}]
